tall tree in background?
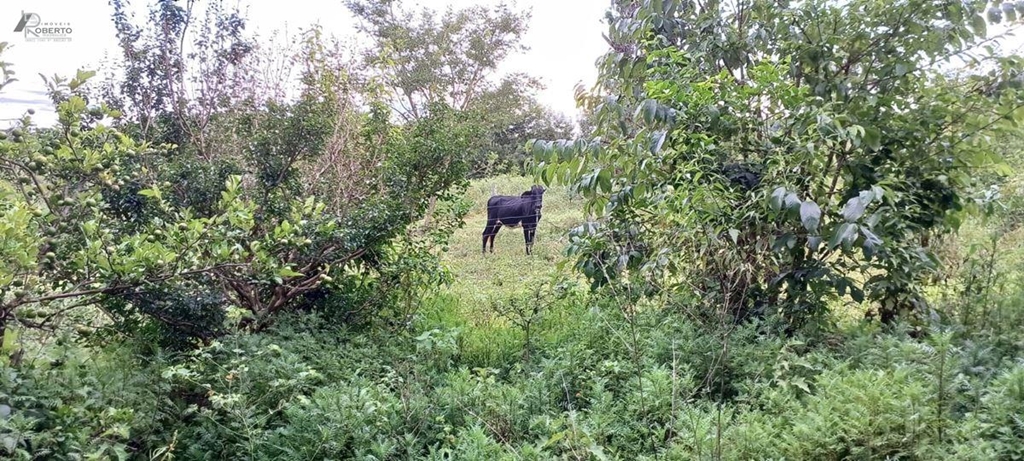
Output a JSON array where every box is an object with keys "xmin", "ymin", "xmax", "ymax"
[
  {"xmin": 104, "ymin": 0, "xmax": 254, "ymax": 156},
  {"xmin": 345, "ymin": 0, "xmax": 573, "ymax": 178},
  {"xmin": 468, "ymin": 80, "xmax": 575, "ymax": 177},
  {"xmin": 344, "ymin": 0, "xmax": 533, "ymax": 121}
]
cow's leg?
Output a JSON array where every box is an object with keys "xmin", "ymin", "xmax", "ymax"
[
  {"xmin": 490, "ymin": 224, "xmax": 502, "ymax": 253},
  {"xmin": 482, "ymin": 218, "xmax": 498, "ymax": 254},
  {"xmin": 523, "ymin": 227, "xmax": 534, "ymax": 255}
]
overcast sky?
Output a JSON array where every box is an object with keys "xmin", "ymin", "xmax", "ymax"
[
  {"xmin": 0, "ymin": 0, "xmax": 610, "ymax": 127},
  {"xmin": 2, "ymin": 1, "xmax": 1022, "ymax": 128}
]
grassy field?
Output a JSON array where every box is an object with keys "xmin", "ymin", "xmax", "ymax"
[
  {"xmin": 441, "ymin": 174, "xmax": 586, "ymax": 304},
  {"xmin": 418, "ymin": 175, "xmax": 589, "ymax": 366}
]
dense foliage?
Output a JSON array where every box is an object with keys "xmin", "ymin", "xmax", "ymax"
[
  {"xmin": 0, "ymin": 33, "xmax": 474, "ymax": 348},
  {"xmin": 3, "ymin": 286, "xmax": 1024, "ymax": 459},
  {"xmin": 533, "ymin": 0, "xmax": 1024, "ymax": 329}
]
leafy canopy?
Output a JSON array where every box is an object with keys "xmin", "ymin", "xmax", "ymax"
[
  {"xmin": 0, "ymin": 35, "xmax": 476, "ymax": 345},
  {"xmin": 531, "ymin": 0, "xmax": 1024, "ymax": 328}
]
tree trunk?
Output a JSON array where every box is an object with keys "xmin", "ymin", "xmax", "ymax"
[{"xmin": 421, "ymin": 195, "xmax": 437, "ymax": 232}]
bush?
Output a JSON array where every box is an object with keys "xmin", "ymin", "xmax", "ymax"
[{"xmin": 0, "ymin": 342, "xmax": 170, "ymax": 460}]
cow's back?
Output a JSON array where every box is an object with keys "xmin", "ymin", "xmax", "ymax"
[
  {"xmin": 486, "ymin": 195, "xmax": 526, "ymax": 226},
  {"xmin": 487, "ymin": 195, "xmax": 519, "ymax": 210}
]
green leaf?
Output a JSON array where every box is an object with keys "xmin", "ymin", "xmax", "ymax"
[
  {"xmin": 705, "ymin": 105, "xmax": 720, "ymax": 123},
  {"xmin": 76, "ymin": 69, "xmax": 96, "ymax": 82},
  {"xmin": 870, "ymin": 185, "xmax": 885, "ymax": 201},
  {"xmin": 866, "ymin": 211, "xmax": 882, "ymax": 228},
  {"xmin": 860, "ymin": 227, "xmax": 883, "ymax": 259},
  {"xmin": 849, "ymin": 284, "xmax": 865, "ymax": 303},
  {"xmin": 69, "ymin": 70, "xmax": 96, "ymax": 91},
  {"xmin": 728, "ymin": 228, "xmax": 740, "ymax": 244},
  {"xmin": 139, "ymin": 187, "xmax": 162, "ymax": 200},
  {"xmin": 65, "ymin": 95, "xmax": 87, "ymax": 113},
  {"xmin": 807, "ymin": 235, "xmax": 823, "ymax": 252},
  {"xmin": 862, "ymin": 126, "xmax": 881, "ymax": 151},
  {"xmin": 784, "ymin": 192, "xmax": 801, "ymax": 211},
  {"xmin": 799, "ymin": 200, "xmax": 821, "ymax": 232},
  {"xmin": 277, "ymin": 267, "xmax": 304, "ymax": 278},
  {"xmin": 598, "ymin": 168, "xmax": 612, "ymax": 193},
  {"xmin": 635, "ymin": 99, "xmax": 657, "ymax": 126},
  {"xmin": 831, "ymin": 223, "xmax": 859, "ymax": 249},
  {"xmin": 650, "ymin": 130, "xmax": 667, "ymax": 154},
  {"xmin": 972, "ymin": 14, "xmax": 988, "ymax": 37},
  {"xmin": 842, "ymin": 196, "xmax": 866, "ymax": 222},
  {"xmin": 841, "ymin": 190, "xmax": 875, "ymax": 222},
  {"xmin": 770, "ymin": 186, "xmax": 786, "ymax": 211},
  {"xmin": 530, "ymin": 139, "xmax": 546, "ymax": 160},
  {"xmin": 772, "ymin": 234, "xmax": 790, "ymax": 252},
  {"xmin": 543, "ymin": 431, "xmax": 566, "ymax": 448}
]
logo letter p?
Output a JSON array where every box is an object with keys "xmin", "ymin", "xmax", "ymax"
[{"xmin": 14, "ymin": 12, "xmax": 40, "ymax": 33}]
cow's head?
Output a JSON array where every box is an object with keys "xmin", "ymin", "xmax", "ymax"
[{"xmin": 529, "ymin": 185, "xmax": 545, "ymax": 217}]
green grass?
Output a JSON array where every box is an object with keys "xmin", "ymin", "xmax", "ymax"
[
  {"xmin": 441, "ymin": 174, "xmax": 585, "ymax": 304},
  {"xmin": 419, "ymin": 174, "xmax": 587, "ymax": 367}
]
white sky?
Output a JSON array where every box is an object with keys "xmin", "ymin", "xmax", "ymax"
[
  {"xmin": 1, "ymin": 1, "xmax": 1022, "ymax": 128},
  {"xmin": 0, "ymin": 0, "xmax": 611, "ymax": 127}
]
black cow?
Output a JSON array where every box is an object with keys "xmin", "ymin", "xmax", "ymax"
[{"xmin": 482, "ymin": 185, "xmax": 546, "ymax": 255}]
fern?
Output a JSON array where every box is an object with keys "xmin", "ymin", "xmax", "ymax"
[{"xmin": 923, "ymin": 329, "xmax": 962, "ymax": 446}]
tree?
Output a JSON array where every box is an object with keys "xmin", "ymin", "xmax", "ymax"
[
  {"xmin": 0, "ymin": 40, "xmax": 474, "ymax": 346},
  {"xmin": 467, "ymin": 85, "xmax": 575, "ymax": 178},
  {"xmin": 345, "ymin": 0, "xmax": 533, "ymax": 120},
  {"xmin": 532, "ymin": 0, "xmax": 1024, "ymax": 329},
  {"xmin": 345, "ymin": 0, "xmax": 571, "ymax": 178},
  {"xmin": 103, "ymin": 0, "xmax": 254, "ymax": 157},
  {"xmin": 0, "ymin": 42, "xmax": 16, "ymax": 94}
]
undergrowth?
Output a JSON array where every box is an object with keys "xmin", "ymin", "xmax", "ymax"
[
  {"xmin": 2, "ymin": 174, "xmax": 1023, "ymax": 460},
  {"xmin": 3, "ymin": 302, "xmax": 1023, "ymax": 460}
]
